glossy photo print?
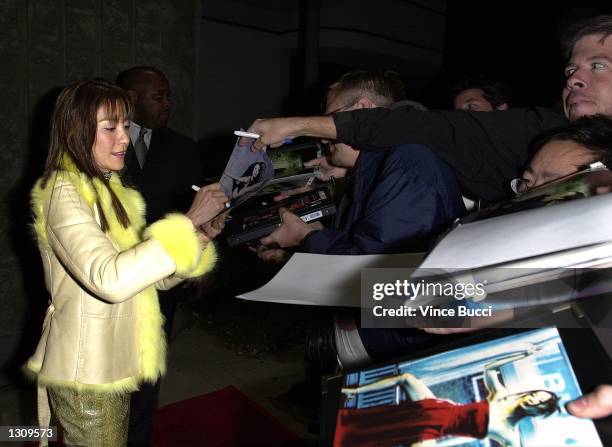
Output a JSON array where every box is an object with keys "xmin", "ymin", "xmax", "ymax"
[
  {"xmin": 219, "ymin": 137, "xmax": 274, "ymax": 202},
  {"xmin": 334, "ymin": 328, "xmax": 603, "ymax": 447}
]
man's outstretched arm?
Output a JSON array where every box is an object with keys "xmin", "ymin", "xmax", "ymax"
[
  {"xmin": 247, "ymin": 116, "xmax": 336, "ymax": 150},
  {"xmin": 246, "ymin": 106, "xmax": 567, "ymax": 202}
]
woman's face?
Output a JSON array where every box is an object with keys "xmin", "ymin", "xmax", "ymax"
[
  {"xmin": 522, "ymin": 390, "xmax": 553, "ymax": 407},
  {"xmin": 92, "ymin": 106, "xmax": 130, "ymax": 173},
  {"xmin": 252, "ymin": 163, "xmax": 261, "ymax": 177}
]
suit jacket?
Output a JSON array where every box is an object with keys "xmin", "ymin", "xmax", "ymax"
[{"xmin": 124, "ymin": 126, "xmax": 203, "ymax": 224}]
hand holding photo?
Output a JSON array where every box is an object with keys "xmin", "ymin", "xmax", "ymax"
[
  {"xmin": 233, "ymin": 130, "xmax": 294, "ymax": 146},
  {"xmin": 219, "ymin": 138, "xmax": 275, "ymax": 203},
  {"xmin": 191, "ymin": 185, "xmax": 230, "ymax": 209},
  {"xmin": 329, "ymin": 328, "xmax": 608, "ymax": 447}
]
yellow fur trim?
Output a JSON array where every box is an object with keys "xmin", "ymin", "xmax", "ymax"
[
  {"xmin": 24, "ymin": 361, "xmax": 140, "ymax": 394},
  {"xmin": 136, "ymin": 287, "xmax": 167, "ymax": 380},
  {"xmin": 144, "ymin": 213, "xmax": 202, "ymax": 277},
  {"xmin": 187, "ymin": 242, "xmax": 218, "ymax": 277}
]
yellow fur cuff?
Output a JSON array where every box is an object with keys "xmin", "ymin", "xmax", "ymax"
[
  {"xmin": 186, "ymin": 242, "xmax": 217, "ymax": 277},
  {"xmin": 144, "ymin": 213, "xmax": 202, "ymax": 277}
]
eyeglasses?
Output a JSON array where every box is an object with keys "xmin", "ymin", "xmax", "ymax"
[{"xmin": 510, "ymin": 161, "xmax": 608, "ymax": 195}]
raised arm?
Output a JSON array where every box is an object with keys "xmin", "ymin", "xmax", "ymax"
[
  {"xmin": 247, "ymin": 107, "xmax": 566, "ymax": 202},
  {"xmin": 484, "ymin": 347, "xmax": 538, "ymax": 397},
  {"xmin": 484, "ymin": 368, "xmax": 508, "ymax": 399},
  {"xmin": 333, "ymin": 106, "xmax": 567, "ymax": 202},
  {"xmin": 342, "ymin": 372, "xmax": 435, "ymax": 401},
  {"xmin": 247, "ymin": 116, "xmax": 336, "ymax": 150}
]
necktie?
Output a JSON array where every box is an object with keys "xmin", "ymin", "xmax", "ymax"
[{"xmin": 134, "ymin": 127, "xmax": 148, "ymax": 168}]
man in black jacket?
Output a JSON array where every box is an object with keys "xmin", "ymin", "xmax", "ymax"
[
  {"xmin": 117, "ymin": 66, "xmax": 203, "ymax": 447},
  {"xmin": 117, "ymin": 66, "xmax": 203, "ymax": 222},
  {"xmin": 246, "ymin": 15, "xmax": 612, "ymax": 204}
]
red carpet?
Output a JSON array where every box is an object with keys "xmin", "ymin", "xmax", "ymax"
[{"xmin": 151, "ymin": 386, "xmax": 302, "ymax": 447}]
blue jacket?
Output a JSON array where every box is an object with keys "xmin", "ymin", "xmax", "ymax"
[{"xmin": 301, "ymin": 144, "xmax": 465, "ymax": 255}]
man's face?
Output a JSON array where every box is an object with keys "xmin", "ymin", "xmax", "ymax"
[
  {"xmin": 563, "ymin": 34, "xmax": 612, "ymax": 121},
  {"xmin": 454, "ymin": 88, "xmax": 496, "ymax": 111},
  {"xmin": 132, "ymin": 72, "xmax": 171, "ymax": 129},
  {"xmin": 324, "ymin": 92, "xmax": 361, "ymax": 169},
  {"xmin": 520, "ymin": 139, "xmax": 596, "ymax": 191}
]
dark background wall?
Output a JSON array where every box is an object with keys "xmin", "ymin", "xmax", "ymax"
[
  {"xmin": 429, "ymin": 0, "xmax": 612, "ymax": 109},
  {"xmin": 1, "ymin": 0, "xmax": 611, "ymax": 386}
]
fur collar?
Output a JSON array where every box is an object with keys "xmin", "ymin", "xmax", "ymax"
[{"xmin": 31, "ymin": 155, "xmax": 147, "ymax": 251}]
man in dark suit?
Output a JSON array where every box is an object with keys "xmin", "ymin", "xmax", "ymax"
[{"xmin": 116, "ymin": 66, "xmax": 203, "ymax": 447}]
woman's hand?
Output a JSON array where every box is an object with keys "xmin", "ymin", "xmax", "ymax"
[
  {"xmin": 186, "ymin": 183, "xmax": 228, "ymax": 229},
  {"xmin": 199, "ymin": 211, "xmax": 228, "ymax": 243}
]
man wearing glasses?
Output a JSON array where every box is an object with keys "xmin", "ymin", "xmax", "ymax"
[
  {"xmin": 256, "ymin": 70, "xmax": 465, "ymax": 257},
  {"xmin": 512, "ymin": 115, "xmax": 612, "ymax": 194}
]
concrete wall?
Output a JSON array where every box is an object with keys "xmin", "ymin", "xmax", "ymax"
[{"xmin": 0, "ymin": 0, "xmax": 199, "ymax": 384}]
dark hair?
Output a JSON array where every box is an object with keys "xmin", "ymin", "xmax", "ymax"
[
  {"xmin": 511, "ymin": 390, "xmax": 560, "ymax": 422},
  {"xmin": 42, "ymin": 78, "xmax": 133, "ymax": 231},
  {"xmin": 242, "ymin": 162, "xmax": 265, "ymax": 182},
  {"xmin": 561, "ymin": 15, "xmax": 612, "ymax": 60},
  {"xmin": 451, "ymin": 75, "xmax": 513, "ymax": 108},
  {"xmin": 324, "ymin": 70, "xmax": 406, "ymax": 111},
  {"xmin": 530, "ymin": 115, "xmax": 612, "ymax": 166},
  {"xmin": 116, "ymin": 66, "xmax": 167, "ymax": 91}
]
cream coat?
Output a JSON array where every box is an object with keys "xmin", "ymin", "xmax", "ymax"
[{"xmin": 26, "ymin": 157, "xmax": 216, "ymax": 394}]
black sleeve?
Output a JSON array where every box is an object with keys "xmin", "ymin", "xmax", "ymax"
[
  {"xmin": 165, "ymin": 128, "xmax": 204, "ymax": 213},
  {"xmin": 333, "ymin": 107, "xmax": 568, "ymax": 202},
  {"xmin": 171, "ymin": 130, "xmax": 204, "ymax": 187}
]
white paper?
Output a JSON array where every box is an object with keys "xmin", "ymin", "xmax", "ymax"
[
  {"xmin": 238, "ymin": 252, "xmax": 425, "ymax": 307},
  {"xmin": 421, "ymin": 193, "xmax": 612, "ymax": 270},
  {"xmin": 238, "ymin": 193, "xmax": 612, "ymax": 309}
]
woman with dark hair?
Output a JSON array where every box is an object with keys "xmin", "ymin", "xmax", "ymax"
[
  {"xmin": 229, "ymin": 161, "xmax": 266, "ymax": 198},
  {"xmin": 336, "ymin": 347, "xmax": 559, "ymax": 447},
  {"xmin": 26, "ymin": 79, "xmax": 227, "ymax": 445}
]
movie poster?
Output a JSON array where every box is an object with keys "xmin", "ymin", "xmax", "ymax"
[{"xmin": 335, "ymin": 328, "xmax": 603, "ymax": 447}]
